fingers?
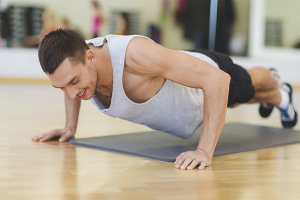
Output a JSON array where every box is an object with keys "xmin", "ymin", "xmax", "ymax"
[
  {"xmin": 174, "ymin": 152, "xmax": 195, "ymax": 169},
  {"xmin": 198, "ymin": 162, "xmax": 206, "ymax": 170},
  {"xmin": 32, "ymin": 129, "xmax": 67, "ymax": 142},
  {"xmin": 179, "ymin": 157, "xmax": 193, "ymax": 170},
  {"xmin": 187, "ymin": 160, "xmax": 200, "ymax": 170},
  {"xmin": 175, "ymin": 155, "xmax": 200, "ymax": 170},
  {"xmin": 174, "ymin": 153, "xmax": 184, "ymax": 164},
  {"xmin": 39, "ymin": 130, "xmax": 62, "ymax": 142},
  {"xmin": 174, "ymin": 151, "xmax": 211, "ymax": 170},
  {"xmin": 174, "ymin": 152, "xmax": 187, "ymax": 169},
  {"xmin": 32, "ymin": 133, "xmax": 48, "ymax": 142},
  {"xmin": 59, "ymin": 132, "xmax": 74, "ymax": 143}
]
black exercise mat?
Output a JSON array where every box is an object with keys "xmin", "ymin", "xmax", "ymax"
[{"xmin": 69, "ymin": 123, "xmax": 300, "ymax": 161}]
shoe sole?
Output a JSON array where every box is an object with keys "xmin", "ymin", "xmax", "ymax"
[{"xmin": 282, "ymin": 111, "xmax": 298, "ymax": 128}]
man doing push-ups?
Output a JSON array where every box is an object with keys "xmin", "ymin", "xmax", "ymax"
[{"xmin": 32, "ymin": 29, "xmax": 297, "ymax": 170}]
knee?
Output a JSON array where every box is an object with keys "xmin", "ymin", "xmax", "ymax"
[
  {"xmin": 249, "ymin": 67, "xmax": 278, "ymax": 91},
  {"xmin": 263, "ymin": 69, "xmax": 279, "ymax": 88}
]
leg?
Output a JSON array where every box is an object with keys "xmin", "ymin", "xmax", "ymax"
[
  {"xmin": 246, "ymin": 67, "xmax": 281, "ymax": 105},
  {"xmin": 244, "ymin": 67, "xmax": 297, "ymax": 128},
  {"xmin": 229, "ymin": 88, "xmax": 281, "ymax": 108},
  {"xmin": 246, "ymin": 67, "xmax": 279, "ymax": 93},
  {"xmin": 248, "ymin": 88, "xmax": 281, "ymax": 105}
]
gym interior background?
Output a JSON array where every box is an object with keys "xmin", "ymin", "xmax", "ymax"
[
  {"xmin": 0, "ymin": 0, "xmax": 299, "ymax": 84},
  {"xmin": 0, "ymin": 0, "xmax": 300, "ymax": 199}
]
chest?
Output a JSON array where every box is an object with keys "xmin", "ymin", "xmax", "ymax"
[
  {"xmin": 122, "ymin": 69, "xmax": 165, "ymax": 104},
  {"xmin": 94, "ymin": 66, "xmax": 165, "ymax": 107}
]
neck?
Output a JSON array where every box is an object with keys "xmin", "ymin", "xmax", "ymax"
[{"xmin": 93, "ymin": 44, "xmax": 113, "ymax": 97}]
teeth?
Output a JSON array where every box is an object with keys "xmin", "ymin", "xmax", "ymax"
[{"xmin": 79, "ymin": 90, "xmax": 85, "ymax": 97}]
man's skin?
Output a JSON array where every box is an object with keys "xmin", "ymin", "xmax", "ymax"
[{"xmin": 32, "ymin": 37, "xmax": 281, "ymax": 170}]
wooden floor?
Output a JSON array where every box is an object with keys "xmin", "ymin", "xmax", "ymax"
[{"xmin": 1, "ymin": 82, "xmax": 300, "ymax": 200}]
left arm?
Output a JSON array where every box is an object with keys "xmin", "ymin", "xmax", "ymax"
[
  {"xmin": 126, "ymin": 38, "xmax": 231, "ymax": 170},
  {"xmin": 174, "ymin": 68, "xmax": 229, "ymax": 170}
]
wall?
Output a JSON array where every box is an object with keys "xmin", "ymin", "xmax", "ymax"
[{"xmin": 0, "ymin": 48, "xmax": 46, "ymax": 78}]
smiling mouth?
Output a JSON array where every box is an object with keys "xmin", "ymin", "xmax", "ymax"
[{"xmin": 78, "ymin": 89, "xmax": 87, "ymax": 98}]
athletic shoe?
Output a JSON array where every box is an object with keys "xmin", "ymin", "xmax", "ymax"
[
  {"xmin": 278, "ymin": 83, "xmax": 298, "ymax": 128},
  {"xmin": 269, "ymin": 68, "xmax": 280, "ymax": 81},
  {"xmin": 259, "ymin": 68, "xmax": 280, "ymax": 118},
  {"xmin": 259, "ymin": 103, "xmax": 274, "ymax": 118}
]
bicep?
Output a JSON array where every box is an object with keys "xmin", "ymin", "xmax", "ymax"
[{"xmin": 125, "ymin": 37, "xmax": 226, "ymax": 89}]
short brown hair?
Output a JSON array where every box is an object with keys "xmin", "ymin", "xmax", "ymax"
[{"xmin": 38, "ymin": 28, "xmax": 89, "ymax": 74}]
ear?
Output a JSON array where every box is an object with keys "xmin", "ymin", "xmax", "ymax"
[{"xmin": 86, "ymin": 50, "xmax": 96, "ymax": 65}]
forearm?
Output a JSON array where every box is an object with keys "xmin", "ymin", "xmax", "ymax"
[
  {"xmin": 64, "ymin": 93, "xmax": 81, "ymax": 133},
  {"xmin": 197, "ymin": 73, "xmax": 230, "ymax": 157}
]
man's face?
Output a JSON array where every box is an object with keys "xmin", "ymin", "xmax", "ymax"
[{"xmin": 48, "ymin": 58, "xmax": 97, "ymax": 100}]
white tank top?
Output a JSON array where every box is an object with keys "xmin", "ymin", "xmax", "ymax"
[{"xmin": 86, "ymin": 35, "xmax": 219, "ymax": 139}]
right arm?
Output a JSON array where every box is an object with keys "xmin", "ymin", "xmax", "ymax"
[{"xmin": 32, "ymin": 93, "xmax": 81, "ymax": 142}]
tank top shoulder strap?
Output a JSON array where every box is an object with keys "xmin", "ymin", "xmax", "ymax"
[{"xmin": 85, "ymin": 37, "xmax": 106, "ymax": 47}]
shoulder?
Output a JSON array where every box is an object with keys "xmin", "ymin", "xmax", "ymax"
[
  {"xmin": 128, "ymin": 36, "xmax": 152, "ymax": 47},
  {"xmin": 126, "ymin": 37, "xmax": 152, "ymax": 60},
  {"xmin": 125, "ymin": 37, "xmax": 168, "ymax": 76}
]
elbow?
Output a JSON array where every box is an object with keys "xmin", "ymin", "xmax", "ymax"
[
  {"xmin": 218, "ymin": 71, "xmax": 231, "ymax": 88},
  {"xmin": 223, "ymin": 71, "xmax": 231, "ymax": 86},
  {"xmin": 202, "ymin": 70, "xmax": 231, "ymax": 92}
]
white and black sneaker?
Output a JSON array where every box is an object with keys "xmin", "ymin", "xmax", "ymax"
[
  {"xmin": 278, "ymin": 83, "xmax": 298, "ymax": 128},
  {"xmin": 259, "ymin": 68, "xmax": 280, "ymax": 118}
]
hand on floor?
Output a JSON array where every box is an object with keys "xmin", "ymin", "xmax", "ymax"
[
  {"xmin": 174, "ymin": 149, "xmax": 212, "ymax": 170},
  {"xmin": 32, "ymin": 127, "xmax": 75, "ymax": 142}
]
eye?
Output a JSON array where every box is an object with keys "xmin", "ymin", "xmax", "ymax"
[{"xmin": 72, "ymin": 79, "xmax": 79, "ymax": 85}]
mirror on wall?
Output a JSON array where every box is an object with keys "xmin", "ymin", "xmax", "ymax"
[
  {"xmin": 248, "ymin": 0, "xmax": 300, "ymax": 60},
  {"xmin": 0, "ymin": 0, "xmax": 251, "ymax": 57},
  {"xmin": 264, "ymin": 0, "xmax": 300, "ymax": 49}
]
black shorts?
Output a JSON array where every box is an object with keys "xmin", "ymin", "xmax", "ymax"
[{"xmin": 187, "ymin": 49, "xmax": 255, "ymax": 107}]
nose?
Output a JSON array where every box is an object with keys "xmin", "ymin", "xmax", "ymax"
[{"xmin": 66, "ymin": 86, "xmax": 78, "ymax": 99}]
